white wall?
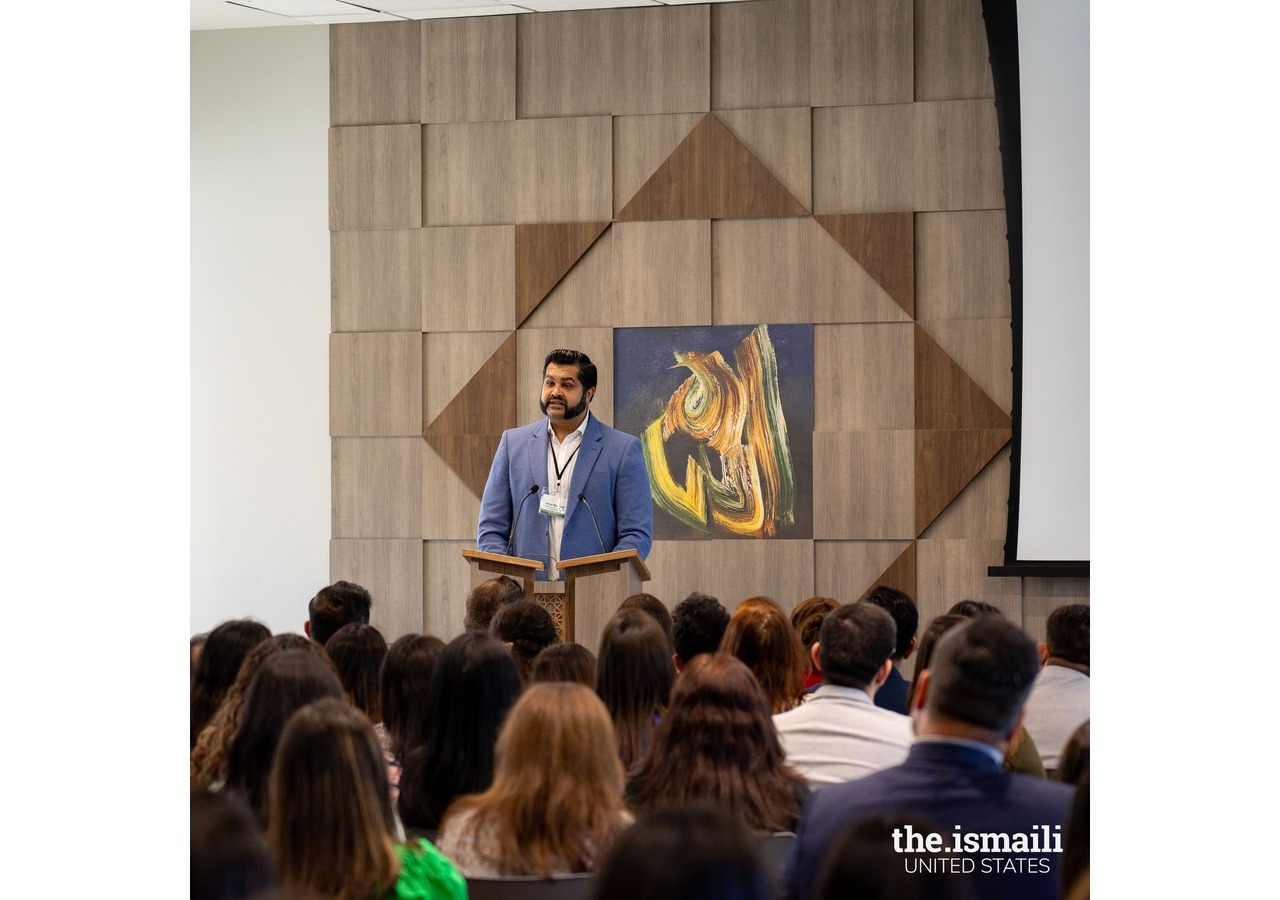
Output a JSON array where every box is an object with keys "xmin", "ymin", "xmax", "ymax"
[{"xmin": 191, "ymin": 26, "xmax": 331, "ymax": 636}]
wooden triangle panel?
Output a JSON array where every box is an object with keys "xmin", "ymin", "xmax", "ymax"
[
  {"xmin": 856, "ymin": 541, "xmax": 917, "ymax": 604},
  {"xmin": 424, "ymin": 433, "xmax": 503, "ymax": 499},
  {"xmin": 815, "ymin": 213, "xmax": 914, "ymax": 318},
  {"xmin": 915, "ymin": 429, "xmax": 1011, "ymax": 536},
  {"xmin": 615, "ymin": 113, "xmax": 809, "ymax": 222},
  {"xmin": 424, "ymin": 333, "xmax": 517, "ymax": 499},
  {"xmin": 914, "ymin": 325, "xmax": 1010, "ymax": 430},
  {"xmin": 515, "ymin": 222, "xmax": 610, "ymax": 327}
]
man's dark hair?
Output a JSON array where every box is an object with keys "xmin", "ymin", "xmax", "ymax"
[
  {"xmin": 1045, "ymin": 604, "xmax": 1090, "ymax": 667},
  {"xmin": 926, "ymin": 617, "xmax": 1039, "ymax": 734},
  {"xmin": 544, "ymin": 348, "xmax": 597, "ymax": 392},
  {"xmin": 620, "ymin": 592, "xmax": 674, "ymax": 652},
  {"xmin": 947, "ymin": 599, "xmax": 1003, "ymax": 619},
  {"xmin": 862, "ymin": 585, "xmax": 918, "ymax": 661},
  {"xmin": 307, "ymin": 580, "xmax": 372, "ymax": 646},
  {"xmin": 491, "ymin": 599, "xmax": 559, "ymax": 683},
  {"xmin": 671, "ymin": 592, "xmax": 730, "ymax": 664},
  {"xmin": 818, "ymin": 604, "xmax": 897, "ymax": 690}
]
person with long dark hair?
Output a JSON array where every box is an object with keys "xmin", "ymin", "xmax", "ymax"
[
  {"xmin": 397, "ymin": 631, "xmax": 523, "ymax": 831},
  {"xmin": 269, "ymin": 698, "xmax": 465, "ymax": 900},
  {"xmin": 190, "ymin": 619, "xmax": 271, "ymax": 748},
  {"xmin": 222, "ymin": 649, "xmax": 345, "ymax": 824},
  {"xmin": 596, "ymin": 608, "xmax": 674, "ymax": 772},
  {"xmin": 625, "ymin": 653, "xmax": 808, "ymax": 834}
]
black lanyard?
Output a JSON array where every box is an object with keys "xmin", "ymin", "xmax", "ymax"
[{"xmin": 551, "ymin": 441, "xmax": 581, "ymax": 490}]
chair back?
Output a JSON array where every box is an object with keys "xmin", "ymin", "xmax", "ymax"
[
  {"xmin": 465, "ymin": 873, "xmax": 597, "ymax": 900},
  {"xmin": 757, "ymin": 831, "xmax": 796, "ymax": 899}
]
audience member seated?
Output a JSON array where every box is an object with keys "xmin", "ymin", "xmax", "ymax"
[
  {"xmin": 464, "ymin": 575, "xmax": 524, "ymax": 631},
  {"xmin": 773, "ymin": 603, "xmax": 912, "ymax": 789},
  {"xmin": 625, "ymin": 652, "xmax": 809, "ymax": 834},
  {"xmin": 380, "ymin": 634, "xmax": 446, "ymax": 766},
  {"xmin": 1022, "ymin": 604, "xmax": 1090, "ymax": 774},
  {"xmin": 861, "ymin": 585, "xmax": 919, "ymax": 714},
  {"xmin": 789, "ymin": 597, "xmax": 839, "ymax": 692},
  {"xmin": 398, "ymin": 632, "xmax": 524, "ymax": 832},
  {"xmin": 596, "ymin": 608, "xmax": 675, "ymax": 772},
  {"xmin": 269, "ymin": 698, "xmax": 466, "ymax": 900},
  {"xmin": 591, "ymin": 805, "xmax": 770, "ymax": 900},
  {"xmin": 946, "ymin": 599, "xmax": 1002, "ymax": 618},
  {"xmin": 532, "ymin": 642, "xmax": 597, "ymax": 687},
  {"xmin": 191, "ymin": 619, "xmax": 271, "ymax": 748},
  {"xmin": 1061, "ymin": 771, "xmax": 1089, "ymax": 900},
  {"xmin": 671, "ymin": 592, "xmax": 730, "ymax": 672},
  {"xmin": 491, "ymin": 599, "xmax": 559, "ymax": 684},
  {"xmin": 811, "ymin": 815, "xmax": 975, "ymax": 900},
  {"xmin": 785, "ymin": 617, "xmax": 1075, "ymax": 900},
  {"xmin": 325, "ymin": 622, "xmax": 389, "ymax": 727},
  {"xmin": 721, "ymin": 597, "xmax": 809, "ymax": 714},
  {"xmin": 618, "ymin": 592, "xmax": 675, "ymax": 653},
  {"xmin": 306, "ymin": 580, "xmax": 373, "ymax": 646},
  {"xmin": 191, "ymin": 632, "xmax": 209, "ymax": 681},
  {"xmin": 222, "ymin": 649, "xmax": 346, "ymax": 824},
  {"xmin": 912, "ymin": 612, "xmax": 1046, "ymax": 779},
  {"xmin": 435, "ymin": 682, "xmax": 633, "ymax": 877},
  {"xmin": 191, "ymin": 634, "xmax": 328, "ymax": 791},
  {"xmin": 190, "ymin": 788, "xmax": 279, "ymax": 900},
  {"xmin": 1056, "ymin": 720, "xmax": 1089, "ymax": 786}
]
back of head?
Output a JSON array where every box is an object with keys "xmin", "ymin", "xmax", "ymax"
[
  {"xmin": 814, "ymin": 815, "xmax": 975, "ymax": 900},
  {"xmin": 818, "ymin": 603, "xmax": 896, "ymax": 690},
  {"xmin": 596, "ymin": 608, "xmax": 676, "ymax": 769},
  {"xmin": 861, "ymin": 585, "xmax": 918, "ymax": 661},
  {"xmin": 224, "ymin": 650, "xmax": 346, "ymax": 821},
  {"xmin": 720, "ymin": 597, "xmax": 807, "ymax": 714},
  {"xmin": 491, "ymin": 599, "xmax": 559, "ymax": 682},
  {"xmin": 531, "ymin": 641, "xmax": 597, "ymax": 687},
  {"xmin": 1045, "ymin": 604, "xmax": 1090, "ymax": 666},
  {"xmin": 619, "ymin": 592, "xmax": 674, "ymax": 652},
  {"xmin": 191, "ymin": 619, "xmax": 272, "ymax": 747},
  {"xmin": 191, "ymin": 633, "xmax": 321, "ymax": 790},
  {"xmin": 790, "ymin": 596, "xmax": 839, "ymax": 651},
  {"xmin": 1057, "ymin": 719, "xmax": 1090, "ymax": 786},
  {"xmin": 672, "ymin": 592, "xmax": 731, "ymax": 665},
  {"xmin": 906, "ymin": 614, "xmax": 967, "ymax": 709},
  {"xmin": 592, "ymin": 805, "xmax": 769, "ymax": 900},
  {"xmin": 925, "ymin": 617, "xmax": 1039, "ymax": 735},
  {"xmin": 947, "ymin": 599, "xmax": 1003, "ymax": 619},
  {"xmin": 398, "ymin": 631, "xmax": 523, "ymax": 829},
  {"xmin": 629, "ymin": 653, "xmax": 801, "ymax": 834},
  {"xmin": 269, "ymin": 698, "xmax": 397, "ymax": 900},
  {"xmin": 191, "ymin": 788, "xmax": 279, "ymax": 900},
  {"xmin": 307, "ymin": 580, "xmax": 372, "ymax": 646},
  {"xmin": 464, "ymin": 575, "xmax": 524, "ymax": 631},
  {"xmin": 324, "ymin": 622, "xmax": 388, "ymax": 722},
  {"xmin": 379, "ymin": 633, "xmax": 446, "ymax": 762}
]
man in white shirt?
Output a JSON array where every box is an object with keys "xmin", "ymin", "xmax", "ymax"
[
  {"xmin": 1021, "ymin": 603, "xmax": 1089, "ymax": 773},
  {"xmin": 773, "ymin": 603, "xmax": 912, "ymax": 789}
]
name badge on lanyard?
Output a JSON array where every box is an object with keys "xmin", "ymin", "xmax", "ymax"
[{"xmin": 539, "ymin": 492, "xmax": 567, "ymax": 518}]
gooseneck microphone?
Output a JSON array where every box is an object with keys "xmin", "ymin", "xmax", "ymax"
[
  {"xmin": 577, "ymin": 492, "xmax": 607, "ymax": 553},
  {"xmin": 507, "ymin": 485, "xmax": 540, "ymax": 556}
]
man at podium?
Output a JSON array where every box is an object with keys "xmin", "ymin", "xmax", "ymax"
[{"xmin": 477, "ymin": 349, "xmax": 653, "ymax": 580}]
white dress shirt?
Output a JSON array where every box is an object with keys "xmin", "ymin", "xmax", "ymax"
[
  {"xmin": 1021, "ymin": 664, "xmax": 1089, "ymax": 770},
  {"xmin": 773, "ymin": 683, "xmax": 914, "ymax": 789},
  {"xmin": 545, "ymin": 411, "xmax": 589, "ymax": 579}
]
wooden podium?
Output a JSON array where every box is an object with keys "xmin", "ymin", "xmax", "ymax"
[{"xmin": 461, "ymin": 548, "xmax": 650, "ymax": 649}]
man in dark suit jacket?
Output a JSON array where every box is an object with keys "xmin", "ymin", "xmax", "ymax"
[
  {"xmin": 477, "ymin": 349, "xmax": 653, "ymax": 579},
  {"xmin": 785, "ymin": 616, "xmax": 1076, "ymax": 900},
  {"xmin": 861, "ymin": 584, "xmax": 919, "ymax": 715}
]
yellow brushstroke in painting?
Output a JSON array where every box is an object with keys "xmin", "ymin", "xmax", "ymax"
[{"xmin": 642, "ymin": 325, "xmax": 796, "ymax": 537}]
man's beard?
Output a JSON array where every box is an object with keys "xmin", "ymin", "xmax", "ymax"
[{"xmin": 541, "ymin": 394, "xmax": 588, "ymax": 420}]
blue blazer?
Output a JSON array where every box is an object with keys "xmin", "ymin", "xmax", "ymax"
[
  {"xmin": 476, "ymin": 415, "xmax": 653, "ymax": 578},
  {"xmin": 785, "ymin": 741, "xmax": 1076, "ymax": 900}
]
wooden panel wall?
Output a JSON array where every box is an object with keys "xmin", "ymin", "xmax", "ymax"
[{"xmin": 328, "ymin": 2, "xmax": 1086, "ymax": 645}]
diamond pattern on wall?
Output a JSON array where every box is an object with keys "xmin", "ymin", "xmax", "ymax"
[
  {"xmin": 423, "ymin": 332, "xmax": 517, "ymax": 497},
  {"xmin": 857, "ymin": 540, "xmax": 918, "ymax": 603},
  {"xmin": 615, "ymin": 113, "xmax": 809, "ymax": 221},
  {"xmin": 515, "ymin": 221, "xmax": 611, "ymax": 327},
  {"xmin": 814, "ymin": 213, "xmax": 915, "ymax": 318},
  {"xmin": 913, "ymin": 325, "xmax": 1011, "ymax": 535}
]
